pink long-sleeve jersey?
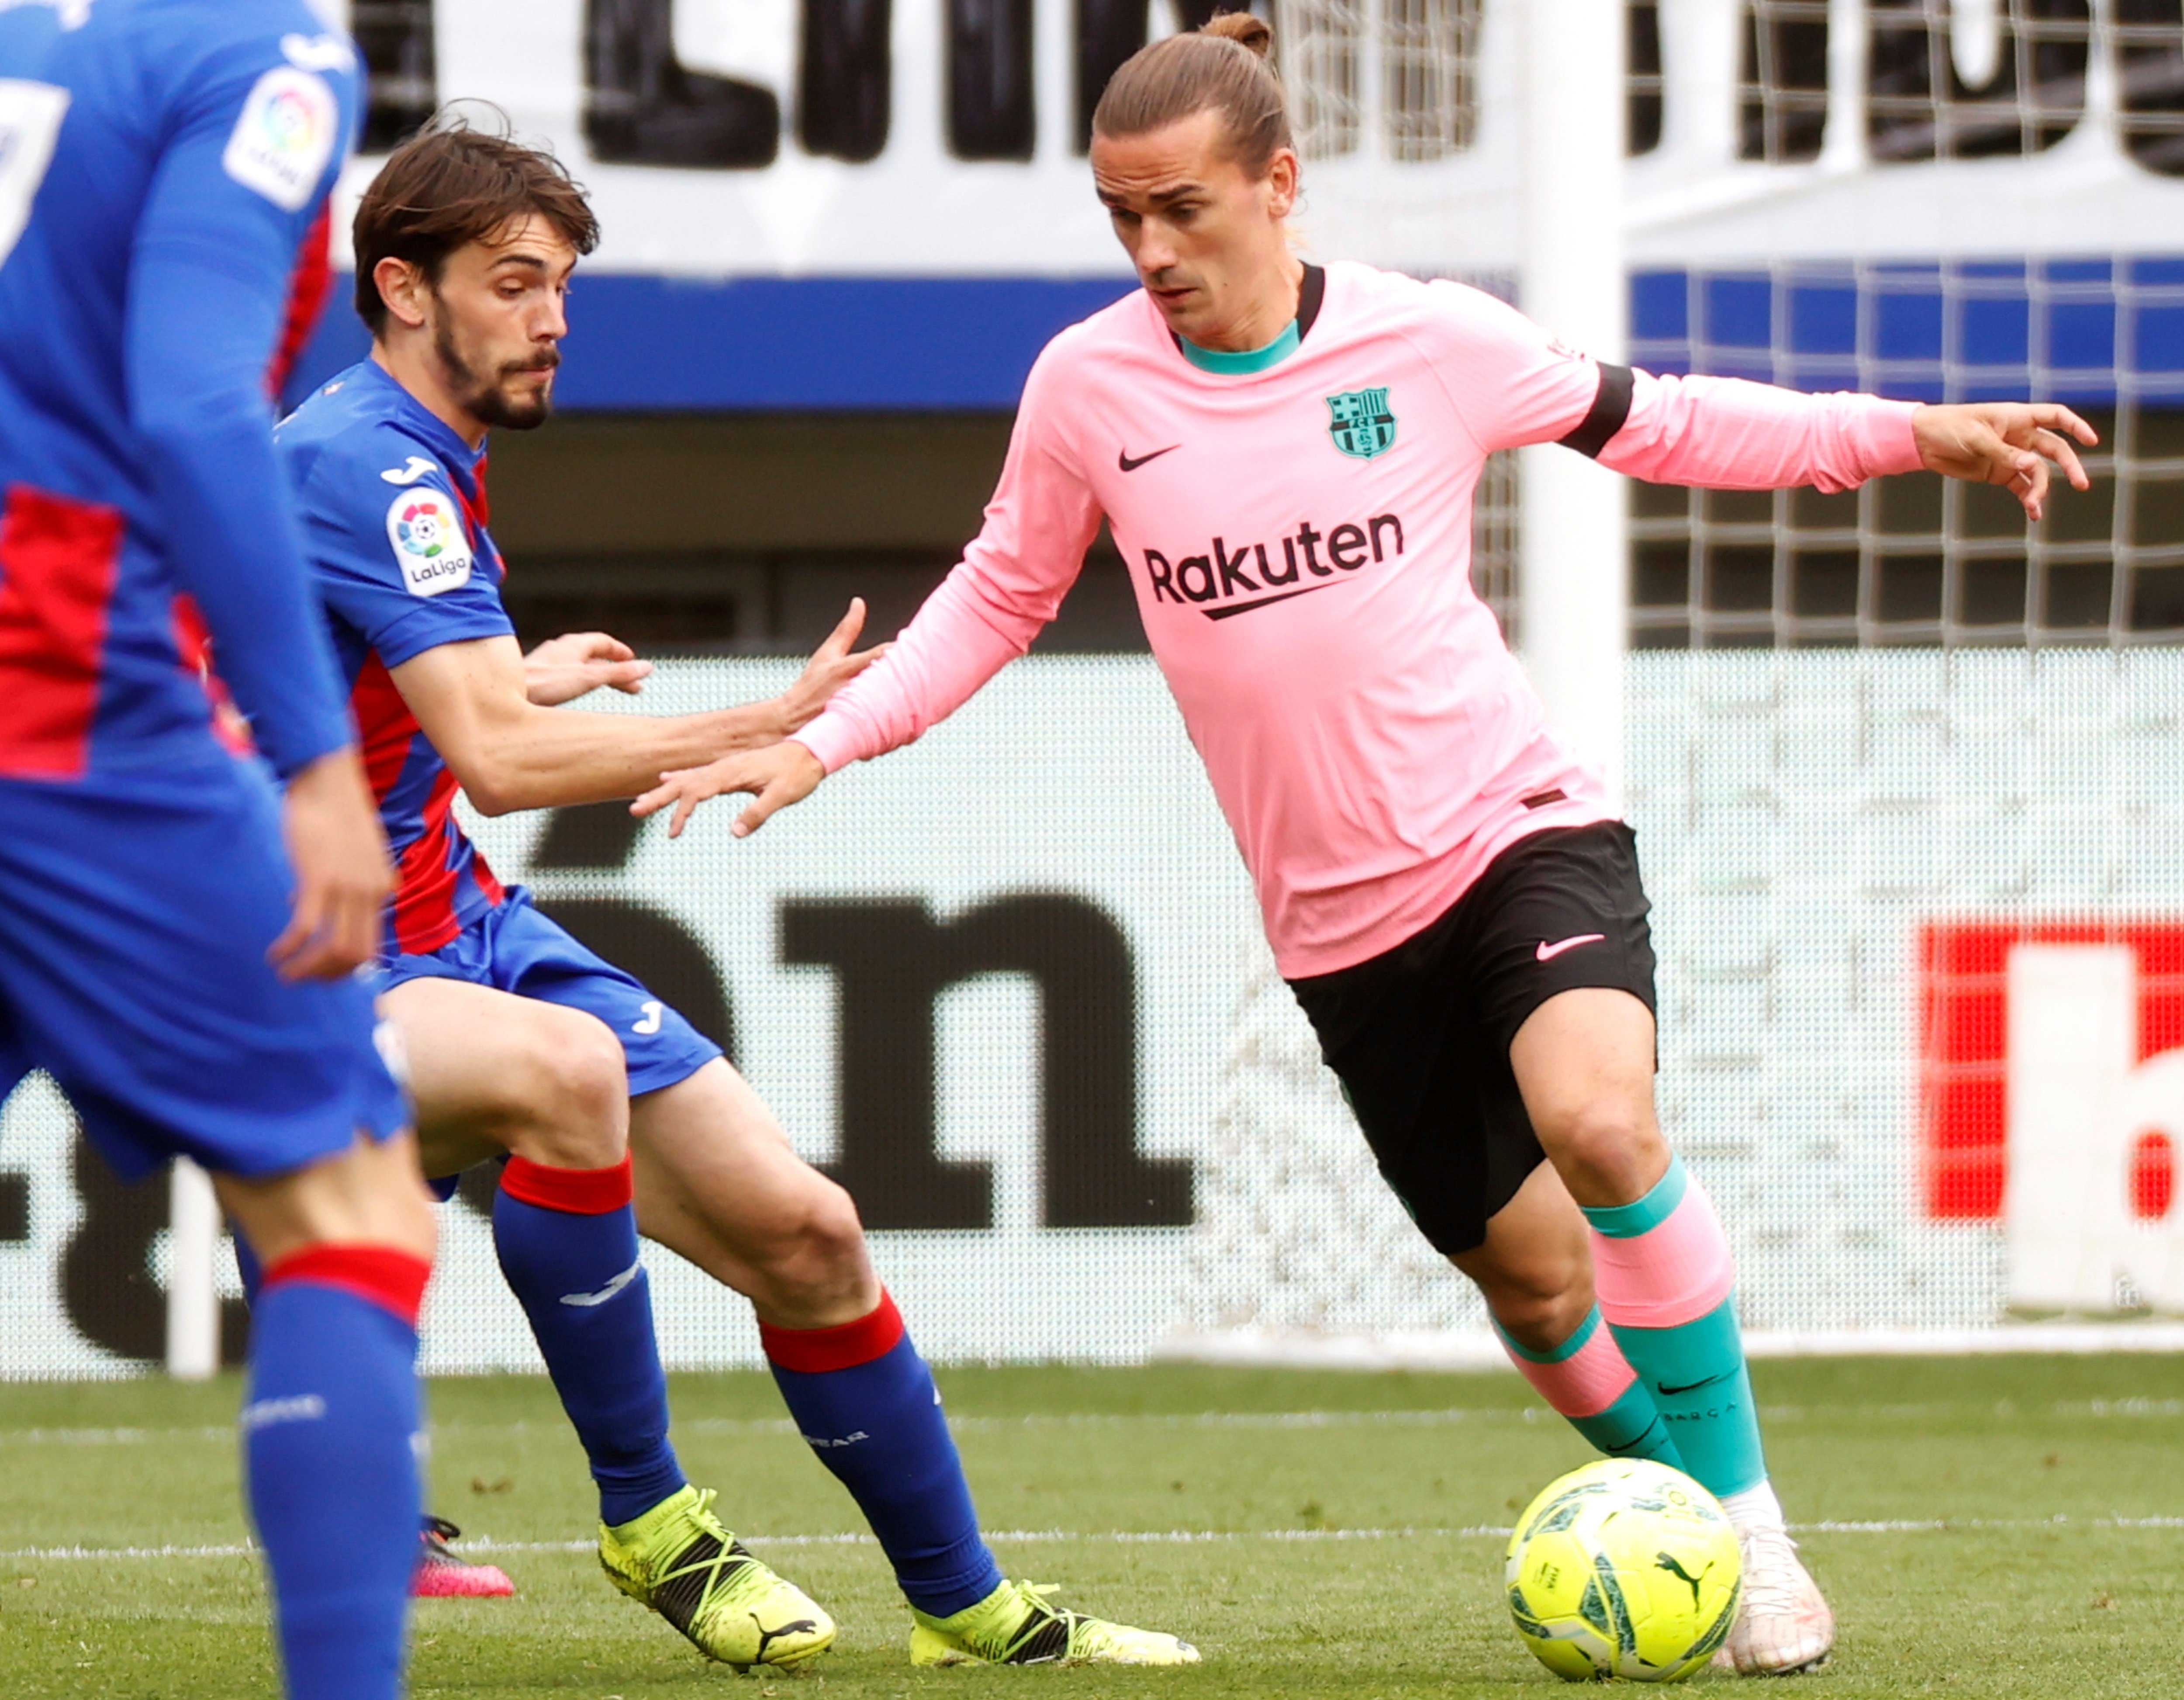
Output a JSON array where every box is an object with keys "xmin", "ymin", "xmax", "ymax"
[{"xmin": 797, "ymin": 262, "xmax": 1921, "ymax": 978}]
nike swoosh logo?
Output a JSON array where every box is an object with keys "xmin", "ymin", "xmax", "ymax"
[
  {"xmin": 1119, "ymin": 444, "xmax": 1181, "ymax": 472},
  {"xmin": 381, "ymin": 456, "xmax": 438, "ymax": 486},
  {"xmin": 1657, "ymin": 1372, "xmax": 1735, "ymax": 1398},
  {"xmin": 559, "ymin": 1258, "xmax": 641, "ymax": 1308},
  {"xmin": 1535, "ymin": 933, "xmax": 1606, "ymax": 962}
]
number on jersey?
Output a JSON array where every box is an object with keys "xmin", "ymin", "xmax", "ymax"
[{"xmin": 0, "ymin": 79, "xmax": 68, "ymax": 272}]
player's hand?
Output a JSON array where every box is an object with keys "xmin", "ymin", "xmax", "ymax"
[
  {"xmin": 631, "ymin": 741, "xmax": 826, "ymax": 840},
  {"xmin": 524, "ymin": 631, "xmax": 653, "ymax": 706},
  {"xmin": 272, "ymin": 746, "xmax": 395, "ymax": 981},
  {"xmin": 1912, "ymin": 402, "xmax": 2098, "ymax": 522},
  {"xmin": 778, "ymin": 600, "xmax": 888, "ymax": 732}
]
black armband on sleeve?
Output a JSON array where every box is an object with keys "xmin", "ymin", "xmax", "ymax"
[{"xmin": 1555, "ymin": 362, "xmax": 1636, "ymax": 459}]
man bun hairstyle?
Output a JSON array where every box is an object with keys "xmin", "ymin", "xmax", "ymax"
[
  {"xmin": 352, "ymin": 113, "xmax": 601, "ymax": 336},
  {"xmin": 1092, "ymin": 11, "xmax": 1293, "ymax": 180},
  {"xmin": 1200, "ymin": 10, "xmax": 1274, "ymax": 55}
]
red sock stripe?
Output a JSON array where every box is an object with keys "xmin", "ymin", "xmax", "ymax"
[
  {"xmin": 260, "ymin": 1244, "xmax": 432, "ymax": 1329},
  {"xmin": 760, "ymin": 1290, "xmax": 906, "ymax": 1374},
  {"xmin": 499, "ymin": 1154, "xmax": 633, "ymax": 1215}
]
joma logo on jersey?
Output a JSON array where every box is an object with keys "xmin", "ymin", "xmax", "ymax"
[
  {"xmin": 1144, "ymin": 512, "xmax": 1406, "ymax": 620},
  {"xmin": 1326, "ymin": 387, "xmax": 1397, "ymax": 460}
]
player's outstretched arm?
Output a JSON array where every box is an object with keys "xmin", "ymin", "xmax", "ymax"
[
  {"xmin": 622, "ymin": 589, "xmax": 891, "ymax": 835},
  {"xmin": 1447, "ymin": 290, "xmax": 2095, "ymax": 519},
  {"xmin": 1552, "ymin": 348, "xmax": 2095, "ymax": 515},
  {"xmin": 1911, "ymin": 402, "xmax": 2098, "ymax": 522},
  {"xmin": 774, "ymin": 337, "xmax": 1104, "ymax": 778},
  {"xmin": 630, "ymin": 742, "xmax": 825, "ymax": 840},
  {"xmin": 522, "ymin": 601, "xmax": 874, "ymax": 712},
  {"xmin": 393, "ymin": 601, "xmax": 880, "ymax": 814}
]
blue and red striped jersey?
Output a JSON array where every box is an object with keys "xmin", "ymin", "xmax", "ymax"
[
  {"xmin": 0, "ymin": 0, "xmax": 360, "ymax": 783},
  {"xmin": 276, "ymin": 360, "xmax": 513, "ymax": 956}
]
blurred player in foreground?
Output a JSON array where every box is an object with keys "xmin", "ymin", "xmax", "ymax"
[
  {"xmin": 636, "ymin": 15, "xmax": 2098, "ymax": 1678},
  {"xmin": 0, "ymin": 5, "xmax": 433, "ymax": 1698},
  {"xmin": 275, "ymin": 119, "xmax": 1196, "ymax": 1671}
]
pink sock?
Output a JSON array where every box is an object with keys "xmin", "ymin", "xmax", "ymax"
[
  {"xmin": 1582, "ymin": 1156, "xmax": 1765, "ymax": 1497},
  {"xmin": 1493, "ymin": 1306, "xmax": 1684, "ymax": 1465}
]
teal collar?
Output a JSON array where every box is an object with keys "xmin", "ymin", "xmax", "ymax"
[{"xmin": 1179, "ymin": 318, "xmax": 1301, "ymax": 374}]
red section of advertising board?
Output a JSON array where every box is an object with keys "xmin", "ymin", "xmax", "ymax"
[{"xmin": 1918, "ymin": 923, "xmax": 2184, "ymax": 1219}]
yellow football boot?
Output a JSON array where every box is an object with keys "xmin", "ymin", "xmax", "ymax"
[
  {"xmin": 909, "ymin": 1579, "xmax": 1199, "ymax": 1667},
  {"xmin": 598, "ymin": 1486, "xmax": 834, "ymax": 1670}
]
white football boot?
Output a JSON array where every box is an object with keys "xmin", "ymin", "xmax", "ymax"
[{"xmin": 1714, "ymin": 1486, "xmax": 1835, "ymax": 1675}]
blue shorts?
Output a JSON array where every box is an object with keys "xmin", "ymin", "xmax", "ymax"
[
  {"xmin": 371, "ymin": 886, "xmax": 721, "ymax": 1100},
  {"xmin": 0, "ymin": 758, "xmax": 409, "ymax": 1184}
]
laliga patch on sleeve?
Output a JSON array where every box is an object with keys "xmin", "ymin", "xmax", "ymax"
[
  {"xmin": 385, "ymin": 488, "xmax": 474, "ymax": 597},
  {"xmin": 221, "ymin": 66, "xmax": 339, "ymax": 213}
]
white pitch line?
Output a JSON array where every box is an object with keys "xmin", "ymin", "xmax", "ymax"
[
  {"xmin": 0, "ymin": 1427, "xmax": 233, "ymax": 1446},
  {"xmin": 0, "ymin": 1412, "xmax": 1533, "ymax": 1444},
  {"xmin": 5, "ymin": 1517, "xmax": 2181, "ymax": 1563},
  {"xmin": 5, "ymin": 1397, "xmax": 2181, "ymax": 1447}
]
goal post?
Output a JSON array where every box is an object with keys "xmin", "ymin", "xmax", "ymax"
[
  {"xmin": 166, "ymin": 1158, "xmax": 220, "ymax": 1382},
  {"xmin": 1518, "ymin": 0, "xmax": 1629, "ymax": 806}
]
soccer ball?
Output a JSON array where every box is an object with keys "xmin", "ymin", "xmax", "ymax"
[{"xmin": 1503, "ymin": 1458, "xmax": 1742, "ymax": 1683}]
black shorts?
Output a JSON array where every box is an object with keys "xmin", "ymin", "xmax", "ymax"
[{"xmin": 1286, "ymin": 822, "xmax": 1656, "ymax": 1258}]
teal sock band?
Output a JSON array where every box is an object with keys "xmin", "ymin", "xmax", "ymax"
[
  {"xmin": 1492, "ymin": 1305, "xmax": 1601, "ymax": 1365},
  {"xmin": 1581, "ymin": 1153, "xmax": 1689, "ymax": 1239},
  {"xmin": 1494, "ymin": 1307, "xmax": 1686, "ymax": 1469},
  {"xmin": 1604, "ymin": 1296, "xmax": 1767, "ymax": 1498},
  {"xmin": 1570, "ymin": 1381, "xmax": 1687, "ymax": 1468}
]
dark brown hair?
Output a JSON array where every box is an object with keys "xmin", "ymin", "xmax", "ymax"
[
  {"xmin": 1091, "ymin": 13, "xmax": 1292, "ymax": 178},
  {"xmin": 352, "ymin": 116, "xmax": 600, "ymax": 335}
]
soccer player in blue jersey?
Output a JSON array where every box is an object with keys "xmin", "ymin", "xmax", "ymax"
[
  {"xmin": 274, "ymin": 119, "xmax": 1194, "ymax": 1670},
  {"xmin": 0, "ymin": 5, "xmax": 432, "ymax": 1699}
]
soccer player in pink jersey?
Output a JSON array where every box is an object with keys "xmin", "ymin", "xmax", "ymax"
[{"xmin": 634, "ymin": 15, "xmax": 2096, "ymax": 1677}]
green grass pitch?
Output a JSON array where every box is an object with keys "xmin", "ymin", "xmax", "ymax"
[{"xmin": 1, "ymin": 1354, "xmax": 2180, "ymax": 1697}]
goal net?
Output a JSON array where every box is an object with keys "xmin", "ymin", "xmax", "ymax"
[{"xmin": 1176, "ymin": 0, "xmax": 2184, "ymax": 1358}]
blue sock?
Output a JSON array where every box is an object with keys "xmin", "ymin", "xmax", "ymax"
[
  {"xmin": 250, "ymin": 1250, "xmax": 427, "ymax": 1700},
  {"xmin": 763, "ymin": 1292, "xmax": 1003, "ymax": 1618},
  {"xmin": 494, "ymin": 1155, "xmax": 686, "ymax": 1527}
]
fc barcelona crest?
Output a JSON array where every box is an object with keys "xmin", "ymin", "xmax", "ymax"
[{"xmin": 1326, "ymin": 387, "xmax": 1397, "ymax": 460}]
